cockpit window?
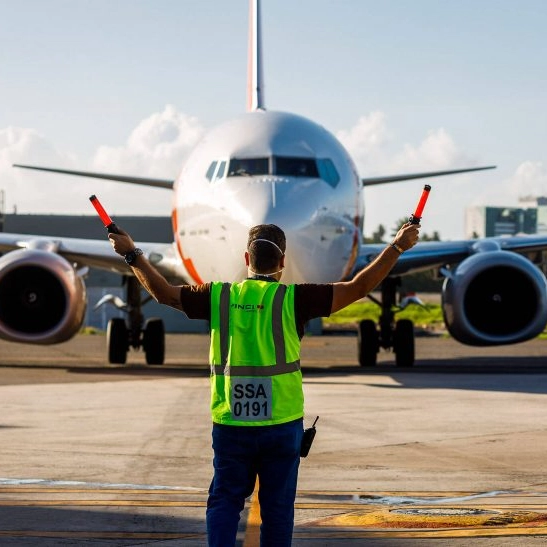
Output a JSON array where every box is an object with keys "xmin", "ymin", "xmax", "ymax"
[
  {"xmin": 205, "ymin": 160, "xmax": 228, "ymax": 182},
  {"xmin": 228, "ymin": 157, "xmax": 269, "ymax": 176},
  {"xmin": 275, "ymin": 157, "xmax": 319, "ymax": 178},
  {"xmin": 205, "ymin": 161, "xmax": 217, "ymax": 181},
  {"xmin": 216, "ymin": 160, "xmax": 227, "ymax": 179},
  {"xmin": 316, "ymin": 158, "xmax": 340, "ymax": 187},
  {"xmin": 209, "ymin": 155, "xmax": 340, "ymax": 187}
]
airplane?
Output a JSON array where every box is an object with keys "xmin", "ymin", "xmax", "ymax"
[{"xmin": 1, "ymin": 0, "xmax": 547, "ymax": 368}]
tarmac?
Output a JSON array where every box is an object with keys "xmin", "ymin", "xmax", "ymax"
[{"xmin": 0, "ymin": 332, "xmax": 546, "ymax": 546}]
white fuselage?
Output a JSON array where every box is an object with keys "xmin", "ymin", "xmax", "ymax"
[{"xmin": 172, "ymin": 110, "xmax": 363, "ymax": 284}]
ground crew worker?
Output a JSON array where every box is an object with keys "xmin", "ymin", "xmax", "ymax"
[{"xmin": 108, "ymin": 221, "xmax": 419, "ymax": 546}]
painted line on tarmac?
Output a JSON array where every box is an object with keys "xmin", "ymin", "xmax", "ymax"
[
  {"xmin": 2, "ymin": 483, "xmax": 546, "ymax": 541},
  {"xmin": 0, "ymin": 499, "xmax": 206, "ymax": 507},
  {"xmin": 0, "ymin": 477, "xmax": 200, "ymax": 490},
  {"xmin": 0, "ymin": 487, "xmax": 205, "ymax": 495},
  {"xmin": 299, "ymin": 489, "xmax": 517, "ymax": 504},
  {"xmin": 292, "ymin": 528, "xmax": 547, "ymax": 539},
  {"xmin": 0, "ymin": 531, "xmax": 205, "ymax": 540},
  {"xmin": 2, "ymin": 528, "xmax": 547, "ymax": 542},
  {"xmin": 243, "ymin": 479, "xmax": 261, "ymax": 547}
]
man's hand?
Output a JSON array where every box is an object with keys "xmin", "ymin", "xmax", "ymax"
[
  {"xmin": 392, "ymin": 222, "xmax": 420, "ymax": 252},
  {"xmin": 108, "ymin": 227, "xmax": 136, "ymax": 257},
  {"xmin": 108, "ymin": 226, "xmax": 184, "ymax": 311}
]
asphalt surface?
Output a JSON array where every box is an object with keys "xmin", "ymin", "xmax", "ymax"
[{"xmin": 0, "ymin": 332, "xmax": 546, "ymax": 546}]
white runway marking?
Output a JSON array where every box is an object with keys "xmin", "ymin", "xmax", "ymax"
[
  {"xmin": 0, "ymin": 477, "xmax": 200, "ymax": 490},
  {"xmin": 353, "ymin": 490, "xmax": 514, "ymax": 505}
]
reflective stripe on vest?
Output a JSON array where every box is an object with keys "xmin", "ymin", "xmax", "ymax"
[
  {"xmin": 209, "ymin": 280, "xmax": 303, "ymax": 426},
  {"xmin": 211, "ymin": 283, "xmax": 301, "ymax": 377}
]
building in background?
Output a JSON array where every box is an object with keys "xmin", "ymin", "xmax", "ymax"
[
  {"xmin": 465, "ymin": 197, "xmax": 547, "ymax": 238},
  {"xmin": 536, "ymin": 197, "xmax": 547, "ymax": 235}
]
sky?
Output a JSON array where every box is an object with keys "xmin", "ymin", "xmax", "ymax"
[{"xmin": 0, "ymin": 0, "xmax": 546, "ymax": 240}]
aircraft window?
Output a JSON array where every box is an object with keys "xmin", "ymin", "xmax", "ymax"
[
  {"xmin": 206, "ymin": 161, "xmax": 217, "ymax": 181},
  {"xmin": 275, "ymin": 157, "xmax": 319, "ymax": 178},
  {"xmin": 317, "ymin": 158, "xmax": 340, "ymax": 187},
  {"xmin": 216, "ymin": 161, "xmax": 227, "ymax": 179},
  {"xmin": 228, "ymin": 157, "xmax": 269, "ymax": 176},
  {"xmin": 205, "ymin": 160, "xmax": 229, "ymax": 182}
]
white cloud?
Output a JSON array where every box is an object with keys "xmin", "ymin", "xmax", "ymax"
[
  {"xmin": 507, "ymin": 161, "xmax": 547, "ymax": 200},
  {"xmin": 0, "ymin": 105, "xmax": 205, "ymax": 215},
  {"xmin": 0, "ymin": 126, "xmax": 76, "ymax": 214},
  {"xmin": 337, "ymin": 113, "xmax": 484, "ymax": 239},
  {"xmin": 92, "ymin": 105, "xmax": 205, "ymax": 178},
  {"xmin": 466, "ymin": 161, "xmax": 547, "ymax": 211},
  {"xmin": 0, "ymin": 126, "xmax": 75, "ymax": 168},
  {"xmin": 335, "ymin": 111, "xmax": 390, "ymax": 171},
  {"xmin": 392, "ymin": 128, "xmax": 470, "ymax": 171}
]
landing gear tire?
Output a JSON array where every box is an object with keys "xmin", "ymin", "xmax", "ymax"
[
  {"xmin": 394, "ymin": 319, "xmax": 415, "ymax": 368},
  {"xmin": 143, "ymin": 318, "xmax": 165, "ymax": 365},
  {"xmin": 107, "ymin": 318, "xmax": 128, "ymax": 364},
  {"xmin": 357, "ymin": 319, "xmax": 379, "ymax": 367}
]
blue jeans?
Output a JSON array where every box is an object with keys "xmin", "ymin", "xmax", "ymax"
[{"xmin": 206, "ymin": 419, "xmax": 303, "ymax": 547}]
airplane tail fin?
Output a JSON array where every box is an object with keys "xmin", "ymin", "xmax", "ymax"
[{"xmin": 247, "ymin": 0, "xmax": 265, "ymax": 111}]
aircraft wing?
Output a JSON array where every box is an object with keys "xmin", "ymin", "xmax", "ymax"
[
  {"xmin": 361, "ymin": 166, "xmax": 496, "ymax": 186},
  {"xmin": 13, "ymin": 164, "xmax": 174, "ymax": 190},
  {"xmin": 14, "ymin": 163, "xmax": 495, "ymax": 190},
  {"xmin": 354, "ymin": 234, "xmax": 547, "ymax": 277},
  {"xmin": 0, "ymin": 233, "xmax": 188, "ymax": 283}
]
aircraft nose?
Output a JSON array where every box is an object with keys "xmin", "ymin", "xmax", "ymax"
[
  {"xmin": 241, "ymin": 180, "xmax": 358, "ymax": 284},
  {"xmin": 228, "ymin": 177, "xmax": 301, "ymax": 228}
]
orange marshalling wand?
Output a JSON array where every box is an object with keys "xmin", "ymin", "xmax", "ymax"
[
  {"xmin": 89, "ymin": 195, "xmax": 119, "ymax": 233},
  {"xmin": 409, "ymin": 184, "xmax": 431, "ymax": 224}
]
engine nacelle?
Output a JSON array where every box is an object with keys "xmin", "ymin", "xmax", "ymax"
[
  {"xmin": 0, "ymin": 249, "xmax": 87, "ymax": 344},
  {"xmin": 442, "ymin": 249, "xmax": 547, "ymax": 346}
]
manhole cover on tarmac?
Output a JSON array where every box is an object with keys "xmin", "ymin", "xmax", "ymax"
[{"xmin": 315, "ymin": 507, "xmax": 547, "ymax": 529}]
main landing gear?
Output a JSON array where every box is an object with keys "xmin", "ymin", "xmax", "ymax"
[
  {"xmin": 99, "ymin": 276, "xmax": 165, "ymax": 365},
  {"xmin": 357, "ymin": 277, "xmax": 416, "ymax": 368}
]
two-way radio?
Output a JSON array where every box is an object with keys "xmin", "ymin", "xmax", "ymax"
[{"xmin": 300, "ymin": 416, "xmax": 319, "ymax": 458}]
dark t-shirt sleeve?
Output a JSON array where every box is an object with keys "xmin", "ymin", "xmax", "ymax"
[
  {"xmin": 294, "ymin": 283, "xmax": 333, "ymax": 338},
  {"xmin": 179, "ymin": 281, "xmax": 333, "ymax": 338},
  {"xmin": 179, "ymin": 282, "xmax": 211, "ymax": 320}
]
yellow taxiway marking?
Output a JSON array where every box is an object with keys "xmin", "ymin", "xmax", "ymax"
[
  {"xmin": 292, "ymin": 528, "xmax": 547, "ymax": 539},
  {"xmin": 314, "ymin": 507, "xmax": 547, "ymax": 528},
  {"xmin": 243, "ymin": 479, "xmax": 261, "ymax": 547}
]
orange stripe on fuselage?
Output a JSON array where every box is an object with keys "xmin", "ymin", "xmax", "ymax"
[{"xmin": 171, "ymin": 209, "xmax": 204, "ymax": 285}]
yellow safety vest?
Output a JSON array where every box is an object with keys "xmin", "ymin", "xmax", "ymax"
[{"xmin": 209, "ymin": 280, "xmax": 303, "ymax": 426}]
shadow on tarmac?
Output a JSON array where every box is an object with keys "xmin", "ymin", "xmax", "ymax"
[
  {"xmin": 302, "ymin": 354, "xmax": 547, "ymax": 395},
  {"xmin": 0, "ymin": 505, "xmax": 207, "ymax": 546}
]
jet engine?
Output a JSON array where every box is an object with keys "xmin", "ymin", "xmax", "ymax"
[
  {"xmin": 0, "ymin": 249, "xmax": 87, "ymax": 344},
  {"xmin": 442, "ymin": 247, "xmax": 547, "ymax": 346}
]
